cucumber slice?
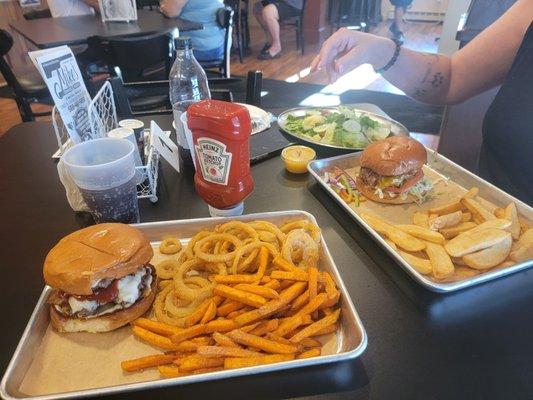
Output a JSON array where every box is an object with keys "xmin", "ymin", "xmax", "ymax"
[{"xmin": 342, "ymin": 119, "xmax": 361, "ymax": 133}]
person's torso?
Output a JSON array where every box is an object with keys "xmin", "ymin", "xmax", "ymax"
[
  {"xmin": 481, "ymin": 22, "xmax": 533, "ymax": 204},
  {"xmin": 47, "ymin": 0, "xmax": 95, "ymax": 17},
  {"xmin": 180, "ymin": 0, "xmax": 225, "ymax": 52}
]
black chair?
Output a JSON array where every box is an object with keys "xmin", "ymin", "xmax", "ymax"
[
  {"xmin": 280, "ymin": 0, "xmax": 307, "ymax": 54},
  {"xmin": 108, "ymin": 70, "xmax": 263, "ymax": 119},
  {"xmin": 225, "ymin": 0, "xmax": 250, "ymax": 63},
  {"xmin": 0, "ymin": 29, "xmax": 51, "ymax": 122},
  {"xmin": 330, "ymin": 0, "xmax": 373, "ymax": 32},
  {"xmin": 136, "ymin": 0, "xmax": 159, "ymax": 10},
  {"xmin": 23, "ymin": 9, "xmax": 52, "ymax": 20},
  {"xmin": 198, "ymin": 6, "xmax": 234, "ymax": 78},
  {"xmin": 90, "ymin": 32, "xmax": 175, "ymax": 82},
  {"xmin": 89, "ymin": 32, "xmax": 175, "ymax": 112}
]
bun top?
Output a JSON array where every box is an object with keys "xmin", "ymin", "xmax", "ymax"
[
  {"xmin": 44, "ymin": 223, "xmax": 153, "ymax": 295},
  {"xmin": 360, "ymin": 136, "xmax": 427, "ymax": 176}
]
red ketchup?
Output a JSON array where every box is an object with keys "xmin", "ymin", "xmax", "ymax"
[{"xmin": 187, "ymin": 100, "xmax": 254, "ymax": 216}]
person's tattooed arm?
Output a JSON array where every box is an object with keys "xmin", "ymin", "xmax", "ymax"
[
  {"xmin": 382, "ymin": 50, "xmax": 452, "ymax": 104},
  {"xmin": 379, "ymin": 0, "xmax": 531, "ymax": 105}
]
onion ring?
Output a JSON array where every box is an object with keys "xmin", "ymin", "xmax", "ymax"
[
  {"xmin": 159, "ymin": 237, "xmax": 182, "ymax": 255},
  {"xmin": 155, "ymin": 259, "xmax": 180, "ymax": 280},
  {"xmin": 174, "ymin": 258, "xmax": 220, "ymax": 301},
  {"xmin": 281, "ymin": 229, "xmax": 319, "ymax": 269},
  {"xmin": 154, "ymin": 284, "xmax": 195, "ymax": 326},
  {"xmin": 231, "ymin": 241, "xmax": 279, "ymax": 274},
  {"xmin": 280, "ymin": 220, "xmax": 321, "ymax": 243},
  {"xmin": 185, "ymin": 231, "xmax": 212, "ymax": 259},
  {"xmin": 239, "ymin": 248, "xmax": 260, "ymax": 273},
  {"xmin": 257, "ymin": 230, "xmax": 277, "ymax": 243},
  {"xmin": 248, "ymin": 221, "xmax": 286, "ymax": 245},
  {"xmin": 194, "ymin": 233, "xmax": 243, "ymax": 263},
  {"xmin": 216, "ymin": 221, "xmax": 259, "ymax": 240}
]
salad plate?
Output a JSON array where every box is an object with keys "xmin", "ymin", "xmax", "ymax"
[{"xmin": 277, "ymin": 105, "xmax": 409, "ymax": 154}]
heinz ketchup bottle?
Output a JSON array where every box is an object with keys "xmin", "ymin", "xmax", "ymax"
[{"xmin": 187, "ymin": 100, "xmax": 254, "ymax": 217}]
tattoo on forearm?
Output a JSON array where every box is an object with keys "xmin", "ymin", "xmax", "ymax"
[
  {"xmin": 431, "ymin": 72, "xmax": 444, "ymax": 87},
  {"xmin": 413, "ymin": 54, "xmax": 444, "ymax": 98},
  {"xmin": 421, "ymin": 54, "xmax": 439, "ymax": 83}
]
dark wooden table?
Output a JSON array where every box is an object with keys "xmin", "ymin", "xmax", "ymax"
[
  {"xmin": 8, "ymin": 9, "xmax": 203, "ymax": 49},
  {"xmin": 1, "ymin": 84, "xmax": 532, "ymax": 399}
]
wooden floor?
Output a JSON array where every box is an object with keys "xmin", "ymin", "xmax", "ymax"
[{"xmin": 0, "ymin": 19, "xmax": 442, "ymax": 146}]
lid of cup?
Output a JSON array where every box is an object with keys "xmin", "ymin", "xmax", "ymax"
[
  {"xmin": 208, "ymin": 202, "xmax": 244, "ymax": 218},
  {"xmin": 108, "ymin": 127, "xmax": 134, "ymax": 139},
  {"xmin": 119, "ymin": 119, "xmax": 144, "ymax": 129}
]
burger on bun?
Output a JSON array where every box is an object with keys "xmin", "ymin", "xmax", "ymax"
[
  {"xmin": 356, "ymin": 136, "xmax": 433, "ymax": 204},
  {"xmin": 44, "ymin": 223, "xmax": 156, "ymax": 333}
]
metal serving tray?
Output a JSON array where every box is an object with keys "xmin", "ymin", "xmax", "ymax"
[
  {"xmin": 308, "ymin": 151, "xmax": 533, "ymax": 292},
  {"xmin": 1, "ymin": 211, "xmax": 367, "ymax": 400}
]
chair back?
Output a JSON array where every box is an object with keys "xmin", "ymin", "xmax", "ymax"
[
  {"xmin": 136, "ymin": 0, "xmax": 159, "ymax": 9},
  {"xmin": 218, "ymin": 6, "xmax": 234, "ymax": 77},
  {"xmin": 198, "ymin": 6, "xmax": 233, "ymax": 78},
  {"xmin": 90, "ymin": 31, "xmax": 175, "ymax": 82},
  {"xmin": 108, "ymin": 71, "xmax": 261, "ymax": 118},
  {"xmin": 301, "ymin": 0, "xmax": 307, "ymax": 17},
  {"xmin": 0, "ymin": 29, "xmax": 24, "ymax": 96},
  {"xmin": 23, "ymin": 9, "xmax": 52, "ymax": 19}
]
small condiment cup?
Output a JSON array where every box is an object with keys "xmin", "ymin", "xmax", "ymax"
[{"xmin": 281, "ymin": 145, "xmax": 316, "ymax": 174}]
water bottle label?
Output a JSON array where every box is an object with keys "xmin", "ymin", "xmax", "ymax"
[{"xmin": 195, "ymin": 138, "xmax": 232, "ymax": 186}]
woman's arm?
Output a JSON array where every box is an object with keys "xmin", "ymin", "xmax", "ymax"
[
  {"xmin": 160, "ymin": 0, "xmax": 188, "ymax": 18},
  {"xmin": 311, "ymin": 0, "xmax": 533, "ymax": 105}
]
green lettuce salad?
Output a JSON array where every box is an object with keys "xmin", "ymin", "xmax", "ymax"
[{"xmin": 283, "ymin": 106, "xmax": 392, "ymax": 149}]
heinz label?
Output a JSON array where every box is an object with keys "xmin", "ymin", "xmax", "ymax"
[{"xmin": 195, "ymin": 138, "xmax": 232, "ymax": 185}]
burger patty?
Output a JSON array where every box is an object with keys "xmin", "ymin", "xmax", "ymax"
[
  {"xmin": 359, "ymin": 167, "xmax": 380, "ymax": 187},
  {"xmin": 359, "ymin": 167, "xmax": 421, "ymax": 192},
  {"xmin": 49, "ymin": 264, "xmax": 154, "ymax": 318}
]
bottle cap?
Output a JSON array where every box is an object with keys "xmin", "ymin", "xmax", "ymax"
[
  {"xmin": 175, "ymin": 37, "xmax": 192, "ymax": 50},
  {"xmin": 208, "ymin": 202, "xmax": 244, "ymax": 218}
]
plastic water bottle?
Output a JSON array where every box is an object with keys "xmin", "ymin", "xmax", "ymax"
[{"xmin": 169, "ymin": 37, "xmax": 210, "ymax": 167}]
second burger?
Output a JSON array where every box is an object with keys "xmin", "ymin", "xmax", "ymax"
[{"xmin": 356, "ymin": 136, "xmax": 433, "ymax": 204}]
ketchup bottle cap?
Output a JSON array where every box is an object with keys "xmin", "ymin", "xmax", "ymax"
[{"xmin": 208, "ymin": 202, "xmax": 244, "ymax": 218}]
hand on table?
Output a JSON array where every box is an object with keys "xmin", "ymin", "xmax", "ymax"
[{"xmin": 310, "ymin": 28, "xmax": 396, "ymax": 83}]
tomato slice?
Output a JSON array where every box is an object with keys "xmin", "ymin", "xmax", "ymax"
[{"xmin": 73, "ymin": 280, "xmax": 119, "ymax": 304}]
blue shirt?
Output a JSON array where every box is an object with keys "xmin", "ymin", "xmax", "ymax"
[{"xmin": 180, "ymin": 0, "xmax": 225, "ymax": 54}]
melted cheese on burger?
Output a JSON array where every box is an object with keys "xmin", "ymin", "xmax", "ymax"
[
  {"xmin": 63, "ymin": 267, "xmax": 152, "ymax": 317},
  {"xmin": 68, "ymin": 297, "xmax": 98, "ymax": 314}
]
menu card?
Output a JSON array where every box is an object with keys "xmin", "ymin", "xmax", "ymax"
[
  {"xmin": 29, "ymin": 46, "xmax": 93, "ymax": 143},
  {"xmin": 98, "ymin": 0, "xmax": 137, "ymax": 22},
  {"xmin": 151, "ymin": 121, "xmax": 181, "ymax": 173}
]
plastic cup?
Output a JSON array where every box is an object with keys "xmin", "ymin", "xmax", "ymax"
[
  {"xmin": 172, "ymin": 113, "xmax": 197, "ymax": 170},
  {"xmin": 118, "ymin": 119, "xmax": 145, "ymax": 164},
  {"xmin": 62, "ymin": 138, "xmax": 140, "ymax": 223},
  {"xmin": 107, "ymin": 127, "xmax": 143, "ymax": 166}
]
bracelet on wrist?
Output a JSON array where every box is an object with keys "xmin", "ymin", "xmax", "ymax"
[{"xmin": 376, "ymin": 38, "xmax": 402, "ymax": 74}]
